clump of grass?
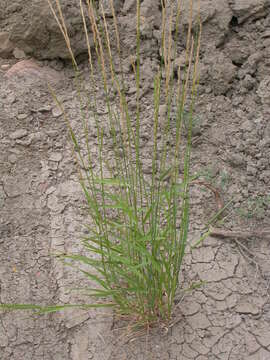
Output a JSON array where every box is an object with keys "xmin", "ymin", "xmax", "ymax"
[{"xmin": 1, "ymin": 0, "xmax": 201, "ymax": 329}]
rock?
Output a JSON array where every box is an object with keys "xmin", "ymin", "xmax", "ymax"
[
  {"xmin": 159, "ymin": 104, "xmax": 167, "ymax": 120},
  {"xmin": 259, "ymin": 169, "xmax": 270, "ymax": 182},
  {"xmin": 179, "ymin": 0, "xmax": 216, "ymax": 25},
  {"xmin": 127, "ymin": 87, "xmax": 137, "ymax": 95},
  {"xmin": 262, "ymin": 37, "xmax": 270, "ymax": 48},
  {"xmin": 32, "ymin": 105, "xmax": 52, "ymax": 113},
  {"xmin": 226, "ymin": 38, "xmax": 251, "ymax": 65},
  {"xmin": 229, "ymin": 0, "xmax": 270, "ymax": 24},
  {"xmin": 46, "ymin": 130, "xmax": 59, "ymax": 138},
  {"xmin": 140, "ymin": 0, "xmax": 161, "ymax": 37},
  {"xmin": 232, "ymin": 96, "xmax": 244, "ymax": 106},
  {"xmin": 240, "ymin": 119, "xmax": 253, "ymax": 132},
  {"xmin": 141, "ymin": 0, "xmax": 159, "ymax": 18},
  {"xmin": 99, "ymin": 0, "xmax": 123, "ymax": 16},
  {"xmin": 0, "ymin": 32, "xmax": 14, "ymax": 57},
  {"xmin": 247, "ymin": 51, "xmax": 263, "ymax": 72},
  {"xmin": 49, "ymin": 152, "xmax": 63, "ymax": 162},
  {"xmin": 123, "ymin": 0, "xmax": 136, "ymax": 14},
  {"xmin": 9, "ymin": 129, "xmax": 28, "ymax": 140},
  {"xmin": 5, "ymin": 59, "xmax": 64, "ymax": 87},
  {"xmin": 52, "ymin": 106, "xmax": 63, "ymax": 118},
  {"xmin": 257, "ymin": 158, "xmax": 268, "ymax": 170},
  {"xmin": 205, "ymin": 54, "xmax": 237, "ymax": 95},
  {"xmin": 257, "ymin": 76, "xmax": 270, "ymax": 105},
  {"xmin": 48, "ymin": 161, "xmax": 59, "ymax": 171},
  {"xmin": 141, "ymin": 58, "xmax": 155, "ymax": 80},
  {"xmin": 32, "ymin": 132, "xmax": 45, "ymax": 146},
  {"xmin": 47, "ymin": 194, "xmax": 65, "ymax": 212},
  {"xmin": 191, "ymin": 124, "xmax": 202, "ymax": 137},
  {"xmin": 142, "ymin": 158, "xmax": 152, "ymax": 174},
  {"xmin": 13, "ymin": 47, "xmax": 26, "ymax": 59},
  {"xmin": 228, "ymin": 153, "xmax": 246, "ymax": 167},
  {"xmin": 246, "ymin": 164, "xmax": 257, "ymax": 176},
  {"xmin": 6, "ymin": 93, "xmax": 16, "ymax": 104},
  {"xmin": 16, "ymin": 137, "xmax": 32, "ymax": 146},
  {"xmin": 1, "ymin": 64, "xmax": 10, "ymax": 70},
  {"xmin": 242, "ymin": 74, "xmax": 256, "ymax": 90},
  {"xmin": 236, "ymin": 109, "xmax": 246, "ymax": 119},
  {"xmin": 17, "ymin": 113, "xmax": 28, "ymax": 120},
  {"xmin": 178, "ymin": 0, "xmax": 232, "ymax": 48},
  {"xmin": 2, "ymin": 0, "xmax": 91, "ymax": 60},
  {"xmin": 174, "ymin": 54, "xmax": 188, "ymax": 72}
]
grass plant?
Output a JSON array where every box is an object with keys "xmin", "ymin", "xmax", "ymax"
[{"xmin": 1, "ymin": 0, "xmax": 201, "ymax": 329}]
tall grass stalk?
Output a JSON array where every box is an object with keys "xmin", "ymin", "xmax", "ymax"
[{"xmin": 1, "ymin": 0, "xmax": 201, "ymax": 328}]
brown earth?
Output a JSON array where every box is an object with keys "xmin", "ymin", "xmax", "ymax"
[{"xmin": 0, "ymin": 1, "xmax": 270, "ymax": 359}]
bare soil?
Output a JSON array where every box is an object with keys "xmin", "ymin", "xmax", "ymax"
[{"xmin": 0, "ymin": 2, "xmax": 270, "ymax": 359}]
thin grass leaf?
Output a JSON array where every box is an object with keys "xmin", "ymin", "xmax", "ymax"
[
  {"xmin": 0, "ymin": 303, "xmax": 115, "ymax": 314},
  {"xmin": 184, "ymin": 281, "xmax": 207, "ymax": 292},
  {"xmin": 158, "ymin": 167, "xmax": 174, "ymax": 181},
  {"xmin": 0, "ymin": 304, "xmax": 43, "ymax": 311}
]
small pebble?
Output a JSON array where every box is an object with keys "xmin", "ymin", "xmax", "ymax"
[
  {"xmin": 17, "ymin": 113, "xmax": 28, "ymax": 120},
  {"xmin": 13, "ymin": 48, "xmax": 26, "ymax": 59},
  {"xmin": 48, "ymin": 161, "xmax": 59, "ymax": 171},
  {"xmin": 159, "ymin": 104, "xmax": 167, "ymax": 118},
  {"xmin": 49, "ymin": 152, "xmax": 62, "ymax": 162},
  {"xmin": 240, "ymin": 119, "xmax": 253, "ymax": 132},
  {"xmin": 6, "ymin": 94, "xmax": 16, "ymax": 104},
  {"xmin": 52, "ymin": 106, "xmax": 63, "ymax": 118},
  {"xmin": 9, "ymin": 129, "xmax": 28, "ymax": 140},
  {"xmin": 36, "ymin": 105, "xmax": 52, "ymax": 113},
  {"xmin": 128, "ymin": 87, "xmax": 137, "ymax": 94},
  {"xmin": 228, "ymin": 153, "xmax": 245, "ymax": 167},
  {"xmin": 1, "ymin": 64, "xmax": 10, "ymax": 70},
  {"xmin": 16, "ymin": 137, "xmax": 32, "ymax": 146}
]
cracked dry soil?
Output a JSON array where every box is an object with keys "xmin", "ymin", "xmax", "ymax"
[{"xmin": 1, "ymin": 4, "xmax": 270, "ymax": 360}]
